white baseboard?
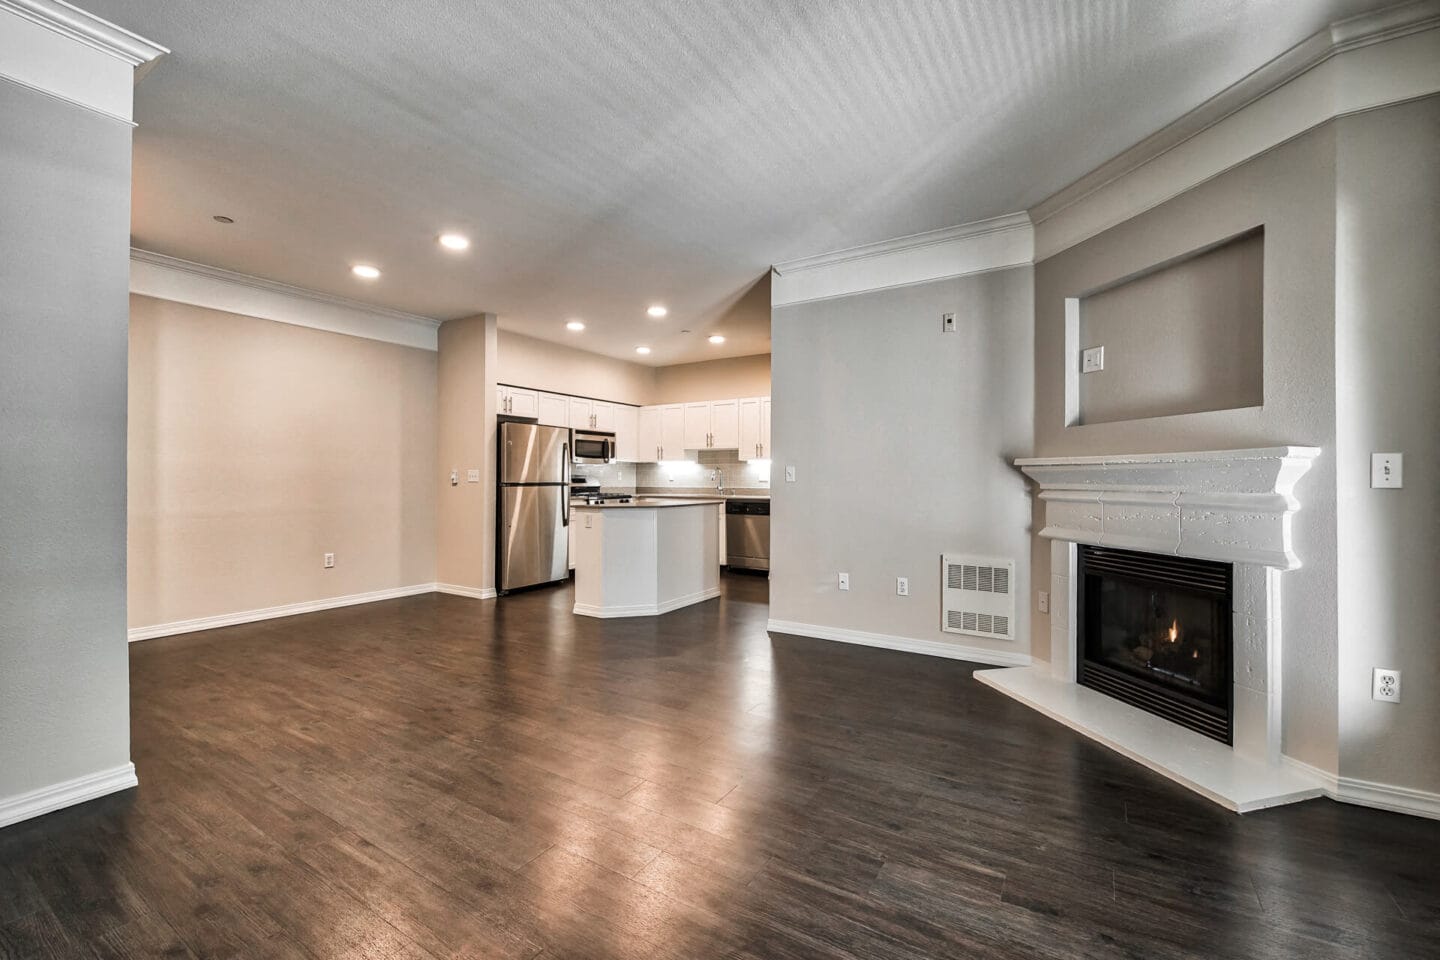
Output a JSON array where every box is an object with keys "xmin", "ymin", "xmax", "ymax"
[
  {"xmin": 574, "ymin": 586, "xmax": 721, "ymax": 619},
  {"xmin": 128, "ymin": 583, "xmax": 443, "ymax": 642},
  {"xmin": 435, "ymin": 583, "xmax": 498, "ymax": 600},
  {"xmin": 0, "ymin": 762, "xmax": 138, "ymax": 829},
  {"xmin": 766, "ymin": 618, "xmax": 1032, "ymax": 668},
  {"xmin": 1283, "ymin": 757, "xmax": 1440, "ymax": 821}
]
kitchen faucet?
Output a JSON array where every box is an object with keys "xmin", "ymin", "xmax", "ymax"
[{"xmin": 715, "ymin": 468, "xmax": 726, "ymax": 495}]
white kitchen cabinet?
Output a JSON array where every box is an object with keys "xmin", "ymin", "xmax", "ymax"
[
  {"xmin": 659, "ymin": 404, "xmax": 685, "ymax": 460},
  {"xmin": 568, "ymin": 397, "xmax": 592, "ymax": 429},
  {"xmin": 682, "ymin": 402, "xmax": 712, "ymax": 450},
  {"xmin": 498, "ymin": 385, "xmax": 539, "ymax": 418},
  {"xmin": 638, "ymin": 406, "xmax": 661, "ymax": 462},
  {"xmin": 591, "ymin": 401, "xmax": 615, "ymax": 432},
  {"xmin": 710, "ymin": 398, "xmax": 739, "ymax": 449},
  {"xmin": 738, "ymin": 396, "xmax": 772, "ymax": 460},
  {"xmin": 614, "ymin": 405, "xmax": 640, "ymax": 461},
  {"xmin": 537, "ymin": 392, "xmax": 569, "ymax": 427}
]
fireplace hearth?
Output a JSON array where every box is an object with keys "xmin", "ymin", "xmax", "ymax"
[{"xmin": 1077, "ymin": 545, "xmax": 1233, "ymax": 744}]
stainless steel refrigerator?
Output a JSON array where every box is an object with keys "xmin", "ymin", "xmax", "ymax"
[{"xmin": 497, "ymin": 420, "xmax": 570, "ymax": 594}]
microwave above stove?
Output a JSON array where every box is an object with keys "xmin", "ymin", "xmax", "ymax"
[{"xmin": 571, "ymin": 429, "xmax": 616, "ymax": 464}]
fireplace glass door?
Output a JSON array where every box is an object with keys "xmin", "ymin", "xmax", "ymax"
[{"xmin": 1077, "ymin": 546, "xmax": 1233, "ymax": 744}]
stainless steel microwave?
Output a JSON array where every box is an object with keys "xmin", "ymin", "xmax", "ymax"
[{"xmin": 571, "ymin": 429, "xmax": 616, "ymax": 464}]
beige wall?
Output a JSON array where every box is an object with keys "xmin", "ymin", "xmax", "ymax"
[
  {"xmin": 498, "ymin": 330, "xmax": 654, "ymax": 405},
  {"xmin": 436, "ymin": 314, "xmax": 499, "ymax": 592},
  {"xmin": 651, "ymin": 353, "xmax": 771, "ymax": 404},
  {"xmin": 1334, "ymin": 97, "xmax": 1440, "ymax": 795},
  {"xmin": 128, "ymin": 295, "xmax": 437, "ymax": 629}
]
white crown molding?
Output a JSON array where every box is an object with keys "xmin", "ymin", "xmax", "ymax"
[
  {"xmin": 128, "ymin": 584, "xmax": 441, "ymax": 642},
  {"xmin": 130, "ymin": 249, "xmax": 443, "ymax": 352},
  {"xmin": 0, "ymin": 762, "xmax": 137, "ymax": 828},
  {"xmin": 770, "ymin": 212, "xmax": 1033, "ymax": 307},
  {"xmin": 767, "ymin": 618, "xmax": 1032, "ymax": 668},
  {"xmin": 1030, "ymin": 2, "xmax": 1440, "ymax": 260},
  {"xmin": 0, "ymin": 0, "xmax": 166, "ymax": 123}
]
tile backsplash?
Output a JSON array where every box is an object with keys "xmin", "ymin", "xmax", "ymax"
[{"xmin": 574, "ymin": 452, "xmax": 771, "ymax": 495}]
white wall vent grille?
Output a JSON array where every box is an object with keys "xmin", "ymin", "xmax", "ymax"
[{"xmin": 941, "ymin": 554, "xmax": 1015, "ymax": 641}]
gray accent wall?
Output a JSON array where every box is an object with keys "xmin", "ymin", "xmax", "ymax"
[
  {"xmin": 0, "ymin": 83, "xmax": 134, "ymax": 798},
  {"xmin": 771, "ymin": 268, "xmax": 1034, "ymax": 660},
  {"xmin": 1334, "ymin": 97, "xmax": 1440, "ymax": 795},
  {"xmin": 1032, "ymin": 121, "xmax": 1340, "ymax": 774}
]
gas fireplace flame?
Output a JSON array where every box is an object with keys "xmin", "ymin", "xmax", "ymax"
[{"xmin": 1168, "ymin": 620, "xmax": 1179, "ymax": 643}]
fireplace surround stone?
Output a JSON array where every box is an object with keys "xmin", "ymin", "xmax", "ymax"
[{"xmin": 977, "ymin": 447, "xmax": 1324, "ymax": 811}]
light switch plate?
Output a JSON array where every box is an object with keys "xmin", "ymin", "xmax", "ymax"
[
  {"xmin": 1082, "ymin": 346, "xmax": 1105, "ymax": 373},
  {"xmin": 785, "ymin": 465, "xmax": 796, "ymax": 482},
  {"xmin": 1038, "ymin": 591, "xmax": 1050, "ymax": 614},
  {"xmin": 942, "ymin": 313, "xmax": 956, "ymax": 332},
  {"xmin": 467, "ymin": 469, "xmax": 481, "ymax": 483},
  {"xmin": 1371, "ymin": 453, "xmax": 1403, "ymax": 488}
]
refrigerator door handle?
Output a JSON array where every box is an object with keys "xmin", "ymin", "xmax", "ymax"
[{"xmin": 560, "ymin": 442, "xmax": 570, "ymax": 526}]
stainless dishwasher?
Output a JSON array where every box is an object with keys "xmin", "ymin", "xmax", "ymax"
[{"xmin": 725, "ymin": 498, "xmax": 770, "ymax": 571}]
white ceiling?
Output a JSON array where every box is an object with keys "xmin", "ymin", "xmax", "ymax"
[{"xmin": 96, "ymin": 0, "xmax": 1393, "ymax": 364}]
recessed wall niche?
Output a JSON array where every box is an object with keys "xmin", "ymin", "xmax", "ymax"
[{"xmin": 1066, "ymin": 227, "xmax": 1264, "ymax": 426}]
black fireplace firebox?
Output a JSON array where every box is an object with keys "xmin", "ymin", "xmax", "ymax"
[{"xmin": 1077, "ymin": 545, "xmax": 1234, "ymax": 744}]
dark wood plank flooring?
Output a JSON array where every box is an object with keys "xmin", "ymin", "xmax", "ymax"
[{"xmin": 3, "ymin": 573, "xmax": 1438, "ymax": 959}]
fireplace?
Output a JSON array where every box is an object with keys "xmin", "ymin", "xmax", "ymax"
[{"xmin": 1077, "ymin": 545, "xmax": 1233, "ymax": 744}]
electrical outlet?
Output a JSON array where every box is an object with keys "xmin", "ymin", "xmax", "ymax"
[
  {"xmin": 896, "ymin": 577, "xmax": 909, "ymax": 597},
  {"xmin": 1082, "ymin": 345, "xmax": 1105, "ymax": 373},
  {"xmin": 1038, "ymin": 590, "xmax": 1050, "ymax": 614},
  {"xmin": 838, "ymin": 572, "xmax": 850, "ymax": 591},
  {"xmin": 1371, "ymin": 453, "xmax": 1403, "ymax": 489},
  {"xmin": 323, "ymin": 552, "xmax": 335, "ymax": 569},
  {"xmin": 1373, "ymin": 668, "xmax": 1401, "ymax": 703},
  {"xmin": 785, "ymin": 465, "xmax": 797, "ymax": 483},
  {"xmin": 941, "ymin": 313, "xmax": 956, "ymax": 332}
]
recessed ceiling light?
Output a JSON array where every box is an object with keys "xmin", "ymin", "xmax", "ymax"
[
  {"xmin": 708, "ymin": 335, "xmax": 726, "ymax": 344},
  {"xmin": 635, "ymin": 345, "xmax": 652, "ymax": 355},
  {"xmin": 212, "ymin": 215, "xmax": 234, "ymax": 224},
  {"xmin": 566, "ymin": 320, "xmax": 585, "ymax": 331},
  {"xmin": 351, "ymin": 264, "xmax": 381, "ymax": 280},
  {"xmin": 647, "ymin": 305, "xmax": 668, "ymax": 318},
  {"xmin": 438, "ymin": 233, "xmax": 470, "ymax": 251}
]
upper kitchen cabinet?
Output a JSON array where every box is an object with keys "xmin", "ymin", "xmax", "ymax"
[
  {"xmin": 636, "ymin": 404, "xmax": 683, "ymax": 461},
  {"xmin": 637, "ymin": 406, "xmax": 661, "ymax": 462},
  {"xmin": 537, "ymin": 392, "xmax": 569, "ymax": 427},
  {"xmin": 738, "ymin": 396, "xmax": 772, "ymax": 460},
  {"xmin": 567, "ymin": 397, "xmax": 617, "ymax": 431},
  {"xmin": 614, "ymin": 404, "xmax": 640, "ymax": 462},
  {"xmin": 499, "ymin": 385, "xmax": 539, "ymax": 418},
  {"xmin": 682, "ymin": 399, "xmax": 741, "ymax": 451}
]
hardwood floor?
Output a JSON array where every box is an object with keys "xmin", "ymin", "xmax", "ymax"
[{"xmin": 3, "ymin": 573, "xmax": 1437, "ymax": 959}]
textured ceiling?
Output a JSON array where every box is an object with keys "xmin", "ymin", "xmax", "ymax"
[{"xmin": 95, "ymin": 0, "xmax": 1393, "ymax": 364}]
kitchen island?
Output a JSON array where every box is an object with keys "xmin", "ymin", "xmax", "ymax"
[{"xmin": 571, "ymin": 498, "xmax": 723, "ymax": 618}]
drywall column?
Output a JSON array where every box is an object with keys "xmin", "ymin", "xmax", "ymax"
[
  {"xmin": 0, "ymin": 6, "xmax": 165, "ymax": 826},
  {"xmin": 436, "ymin": 313, "xmax": 500, "ymax": 596},
  {"xmin": 1334, "ymin": 96, "xmax": 1440, "ymax": 805}
]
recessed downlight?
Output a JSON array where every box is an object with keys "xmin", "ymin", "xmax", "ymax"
[
  {"xmin": 351, "ymin": 264, "xmax": 381, "ymax": 280},
  {"xmin": 635, "ymin": 345, "xmax": 652, "ymax": 355},
  {"xmin": 438, "ymin": 233, "xmax": 470, "ymax": 251},
  {"xmin": 647, "ymin": 305, "xmax": 668, "ymax": 318},
  {"xmin": 566, "ymin": 320, "xmax": 585, "ymax": 331},
  {"xmin": 212, "ymin": 215, "xmax": 234, "ymax": 224},
  {"xmin": 708, "ymin": 335, "xmax": 726, "ymax": 344}
]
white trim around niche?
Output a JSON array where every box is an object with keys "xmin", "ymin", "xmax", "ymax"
[
  {"xmin": 0, "ymin": 0, "xmax": 168, "ymax": 124},
  {"xmin": 770, "ymin": 212, "xmax": 1034, "ymax": 307},
  {"xmin": 767, "ymin": 618, "xmax": 1032, "ymax": 668},
  {"xmin": 0, "ymin": 762, "xmax": 138, "ymax": 829},
  {"xmin": 1030, "ymin": 3, "xmax": 1440, "ymax": 260},
  {"xmin": 130, "ymin": 249, "xmax": 443, "ymax": 351}
]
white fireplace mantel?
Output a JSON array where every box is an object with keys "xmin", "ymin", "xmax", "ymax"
[
  {"xmin": 979, "ymin": 446, "xmax": 1326, "ymax": 813},
  {"xmin": 1014, "ymin": 447, "xmax": 1321, "ymax": 568}
]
